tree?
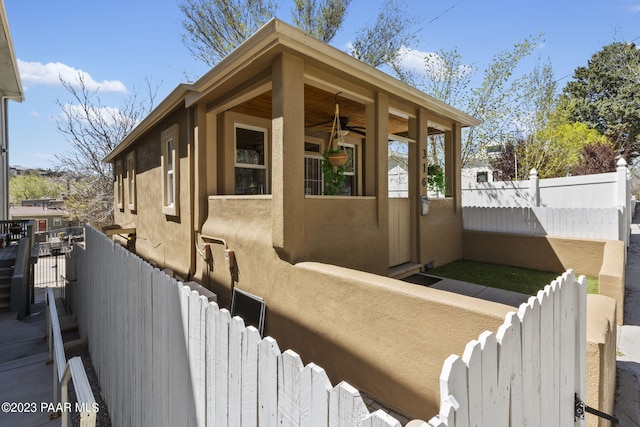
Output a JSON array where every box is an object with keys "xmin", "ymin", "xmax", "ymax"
[
  {"xmin": 54, "ymin": 74, "xmax": 157, "ymax": 227},
  {"xmin": 292, "ymin": 0, "xmax": 351, "ymax": 43},
  {"xmin": 180, "ymin": 0, "xmax": 414, "ymax": 69},
  {"xmin": 491, "ymin": 120, "xmax": 611, "ymax": 179},
  {"xmin": 394, "ymin": 36, "xmax": 546, "ymax": 167},
  {"xmin": 572, "ymin": 142, "xmax": 617, "ymax": 176},
  {"xmin": 9, "ymin": 173, "xmax": 63, "ymax": 205},
  {"xmin": 180, "ymin": 0, "xmax": 278, "ymax": 67},
  {"xmin": 561, "ymin": 42, "xmax": 640, "ymax": 157},
  {"xmin": 349, "ymin": 0, "xmax": 415, "ymax": 67}
]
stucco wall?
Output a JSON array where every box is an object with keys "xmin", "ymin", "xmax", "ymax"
[
  {"xmin": 462, "ymin": 230, "xmax": 606, "ymax": 276},
  {"xmin": 585, "ymin": 294, "xmax": 617, "ymax": 427},
  {"xmin": 463, "ymin": 230, "xmax": 625, "ymax": 325},
  {"xmin": 302, "ymin": 196, "xmax": 388, "ymax": 275},
  {"xmin": 113, "ymin": 108, "xmax": 193, "ymax": 276},
  {"xmin": 199, "ymin": 196, "xmax": 512, "ymax": 420},
  {"xmin": 420, "ymin": 198, "xmax": 463, "ymax": 267}
]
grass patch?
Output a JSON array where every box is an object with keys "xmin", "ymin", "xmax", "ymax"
[{"xmin": 427, "ymin": 260, "xmax": 598, "ymax": 295}]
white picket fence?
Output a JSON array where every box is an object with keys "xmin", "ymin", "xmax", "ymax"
[
  {"xmin": 428, "ymin": 271, "xmax": 586, "ymax": 426},
  {"xmin": 462, "ymin": 159, "xmax": 632, "ymax": 244},
  {"xmin": 69, "ymin": 226, "xmax": 404, "ymax": 427},
  {"xmin": 68, "ymin": 226, "xmax": 587, "ymax": 426}
]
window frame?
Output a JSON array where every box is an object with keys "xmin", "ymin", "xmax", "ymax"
[
  {"xmin": 161, "ymin": 124, "xmax": 180, "ymax": 216},
  {"xmin": 127, "ymin": 151, "xmax": 137, "ymax": 211},
  {"xmin": 115, "ymin": 159, "xmax": 124, "ymax": 210},
  {"xmin": 234, "ymin": 123, "xmax": 269, "ymax": 195}
]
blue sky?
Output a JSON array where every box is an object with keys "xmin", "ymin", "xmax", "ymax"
[{"xmin": 4, "ymin": 0, "xmax": 640, "ymax": 169}]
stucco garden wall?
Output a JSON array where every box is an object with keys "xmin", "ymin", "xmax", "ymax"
[
  {"xmin": 463, "ymin": 230, "xmax": 625, "ymax": 324},
  {"xmin": 199, "ymin": 196, "xmax": 512, "ymax": 420}
]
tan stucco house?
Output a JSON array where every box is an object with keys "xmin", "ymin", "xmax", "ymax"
[{"xmin": 105, "ymin": 19, "xmax": 515, "ymax": 420}]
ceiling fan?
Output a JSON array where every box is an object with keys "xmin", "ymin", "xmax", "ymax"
[{"xmin": 308, "ymin": 115, "xmax": 366, "ymax": 136}]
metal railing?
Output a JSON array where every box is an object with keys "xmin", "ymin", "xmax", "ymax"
[{"xmin": 46, "ymin": 287, "xmax": 97, "ymax": 427}]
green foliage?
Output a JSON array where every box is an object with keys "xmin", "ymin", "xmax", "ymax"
[
  {"xmin": 428, "ymin": 259, "xmax": 599, "ymax": 295},
  {"xmin": 292, "ymin": 0, "xmax": 351, "ymax": 43},
  {"xmin": 394, "ymin": 35, "xmax": 548, "ymax": 167},
  {"xmin": 427, "ymin": 163, "xmax": 445, "ymax": 195},
  {"xmin": 561, "ymin": 42, "xmax": 640, "ymax": 157},
  {"xmin": 321, "ymin": 149, "xmax": 346, "ymax": 195},
  {"xmin": 180, "ymin": 0, "xmax": 278, "ymax": 67},
  {"xmin": 9, "ymin": 173, "xmax": 63, "ymax": 205}
]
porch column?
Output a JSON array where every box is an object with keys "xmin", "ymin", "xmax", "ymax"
[
  {"xmin": 411, "ymin": 109, "xmax": 431, "ymax": 263},
  {"xmin": 271, "ymin": 52, "xmax": 305, "ymax": 262},
  {"xmin": 444, "ymin": 124, "xmax": 462, "ymax": 213},
  {"xmin": 375, "ymin": 92, "xmax": 389, "ymax": 228}
]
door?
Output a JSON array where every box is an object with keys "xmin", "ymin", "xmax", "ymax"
[{"xmin": 388, "ymin": 145, "xmax": 411, "ymax": 267}]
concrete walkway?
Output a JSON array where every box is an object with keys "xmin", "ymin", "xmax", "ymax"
[
  {"xmin": 615, "ymin": 217, "xmax": 640, "ymax": 425},
  {"xmin": 0, "ymin": 288, "xmax": 60, "ymax": 427}
]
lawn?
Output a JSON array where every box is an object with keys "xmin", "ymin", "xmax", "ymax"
[{"xmin": 427, "ymin": 260, "xmax": 599, "ymax": 295}]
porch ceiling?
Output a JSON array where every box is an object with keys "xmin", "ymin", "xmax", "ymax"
[{"xmin": 231, "ymin": 85, "xmax": 411, "ymax": 136}]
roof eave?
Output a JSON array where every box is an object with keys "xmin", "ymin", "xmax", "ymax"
[{"xmin": 103, "ymin": 83, "xmax": 196, "ymax": 163}]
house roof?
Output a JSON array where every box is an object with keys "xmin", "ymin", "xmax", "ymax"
[
  {"xmin": 105, "ymin": 19, "xmax": 480, "ymax": 163},
  {"xmin": 0, "ymin": 0, "xmax": 23, "ymax": 101},
  {"xmin": 10, "ymin": 205, "xmax": 68, "ymax": 218}
]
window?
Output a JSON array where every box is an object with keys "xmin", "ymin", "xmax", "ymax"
[
  {"xmin": 161, "ymin": 124, "xmax": 179, "ymax": 216},
  {"xmin": 53, "ymin": 217, "xmax": 62, "ymax": 227},
  {"xmin": 127, "ymin": 151, "xmax": 136, "ymax": 211},
  {"xmin": 340, "ymin": 143, "xmax": 356, "ymax": 196},
  {"xmin": 304, "ymin": 139, "xmax": 323, "ymax": 195},
  {"xmin": 304, "ymin": 156, "xmax": 322, "ymax": 195},
  {"xmin": 235, "ymin": 124, "xmax": 268, "ymax": 195},
  {"xmin": 477, "ymin": 171, "xmax": 488, "ymax": 183},
  {"xmin": 115, "ymin": 160, "xmax": 123, "ymax": 210}
]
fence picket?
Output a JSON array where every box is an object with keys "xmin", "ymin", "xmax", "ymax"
[
  {"xmin": 478, "ymin": 332, "xmax": 498, "ymax": 426},
  {"xmin": 495, "ymin": 312, "xmax": 522, "ymax": 426},
  {"xmin": 171, "ymin": 284, "xmax": 191, "ymax": 427},
  {"xmin": 190, "ymin": 292, "xmax": 208, "ymax": 427},
  {"xmin": 328, "ymin": 381, "xmax": 369, "ymax": 427},
  {"xmin": 439, "ymin": 355, "xmax": 467, "ymax": 427},
  {"xmin": 559, "ymin": 272, "xmax": 577, "ymax": 425},
  {"xmin": 241, "ymin": 326, "xmax": 261, "ymax": 426},
  {"xmin": 205, "ymin": 301, "xmax": 220, "ymax": 426},
  {"xmin": 537, "ymin": 287, "xmax": 555, "ymax": 425},
  {"xmin": 462, "ymin": 340, "xmax": 482, "ymax": 424},
  {"xmin": 361, "ymin": 409, "xmax": 402, "ymax": 427},
  {"xmin": 299, "ymin": 363, "xmax": 331, "ymax": 426},
  {"xmin": 215, "ymin": 308, "xmax": 232, "ymax": 425},
  {"xmin": 278, "ymin": 350, "xmax": 304, "ymax": 426},
  {"xmin": 259, "ymin": 337, "xmax": 281, "ymax": 426},
  {"xmin": 229, "ymin": 316, "xmax": 246, "ymax": 426}
]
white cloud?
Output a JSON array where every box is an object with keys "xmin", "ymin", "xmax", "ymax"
[
  {"xmin": 60, "ymin": 103, "xmax": 136, "ymax": 128},
  {"xmin": 626, "ymin": 5, "xmax": 640, "ymax": 12},
  {"xmin": 395, "ymin": 46, "xmax": 473, "ymax": 81},
  {"xmin": 17, "ymin": 60, "xmax": 127, "ymax": 93}
]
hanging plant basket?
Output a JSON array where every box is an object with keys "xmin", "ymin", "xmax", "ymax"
[{"xmin": 327, "ymin": 151, "xmax": 348, "ymax": 167}]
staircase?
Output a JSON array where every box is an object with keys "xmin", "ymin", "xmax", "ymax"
[{"xmin": 0, "ymin": 266, "xmax": 13, "ymax": 312}]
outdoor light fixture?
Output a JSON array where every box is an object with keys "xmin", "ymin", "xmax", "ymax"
[{"xmin": 420, "ymin": 195, "xmax": 430, "ymax": 215}]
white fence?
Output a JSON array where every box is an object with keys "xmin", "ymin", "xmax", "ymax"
[
  {"xmin": 68, "ymin": 226, "xmax": 587, "ymax": 426},
  {"xmin": 69, "ymin": 226, "xmax": 404, "ymax": 427},
  {"xmin": 462, "ymin": 159, "xmax": 632, "ymax": 244},
  {"xmin": 428, "ymin": 271, "xmax": 586, "ymax": 426}
]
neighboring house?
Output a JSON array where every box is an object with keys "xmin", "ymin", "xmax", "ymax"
[
  {"xmin": 10, "ymin": 199, "xmax": 69, "ymax": 232},
  {"xmin": 0, "ymin": 1, "xmax": 24, "ymax": 221},
  {"xmin": 104, "ymin": 19, "xmax": 483, "ymax": 418}
]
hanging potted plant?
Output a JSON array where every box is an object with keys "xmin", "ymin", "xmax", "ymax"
[{"xmin": 321, "ymin": 101, "xmax": 348, "ymax": 194}]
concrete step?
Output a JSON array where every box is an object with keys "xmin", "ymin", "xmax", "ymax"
[
  {"xmin": 389, "ymin": 263, "xmax": 423, "ymax": 280},
  {"xmin": 0, "ymin": 301, "xmax": 9, "ymax": 312},
  {"xmin": 0, "ymin": 267, "xmax": 13, "ymax": 278}
]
